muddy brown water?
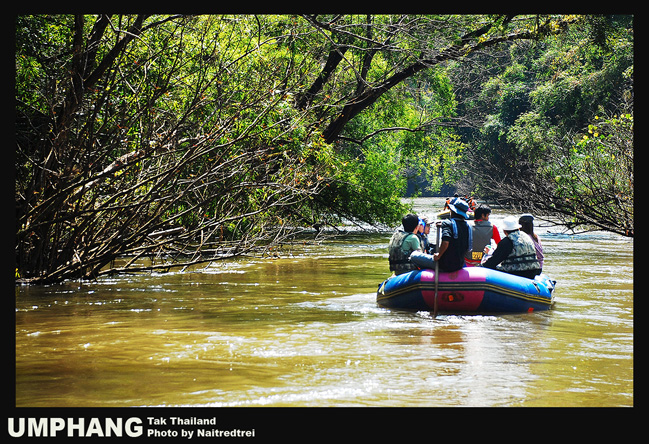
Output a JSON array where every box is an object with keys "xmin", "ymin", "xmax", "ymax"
[{"xmin": 15, "ymin": 198, "xmax": 633, "ymax": 407}]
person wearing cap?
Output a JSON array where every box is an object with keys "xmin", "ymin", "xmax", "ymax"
[
  {"xmin": 482, "ymin": 216, "xmax": 541, "ymax": 279},
  {"xmin": 416, "ymin": 217, "xmax": 433, "ymax": 254},
  {"xmin": 433, "ymin": 198, "xmax": 472, "ymax": 272},
  {"xmin": 519, "ymin": 213, "xmax": 544, "ymax": 270},
  {"xmin": 388, "ymin": 213, "xmax": 423, "ymax": 275}
]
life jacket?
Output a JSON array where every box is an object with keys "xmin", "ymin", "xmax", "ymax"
[
  {"xmin": 532, "ymin": 238, "xmax": 544, "ymax": 269},
  {"xmin": 388, "ymin": 230, "xmax": 420, "ymax": 274},
  {"xmin": 499, "ymin": 230, "xmax": 540, "ymax": 272},
  {"xmin": 465, "ymin": 220, "xmax": 493, "ymax": 265}
]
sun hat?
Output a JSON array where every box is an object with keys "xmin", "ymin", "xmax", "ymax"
[
  {"xmin": 448, "ymin": 198, "xmax": 470, "ymax": 219},
  {"xmin": 501, "ymin": 216, "xmax": 522, "ymax": 231}
]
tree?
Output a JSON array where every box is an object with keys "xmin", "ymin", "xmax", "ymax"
[
  {"xmin": 16, "ymin": 15, "xmax": 332, "ymax": 283},
  {"xmin": 290, "ymin": 14, "xmax": 582, "ymax": 218},
  {"xmin": 15, "ymin": 14, "xmax": 583, "ymax": 283},
  {"xmin": 298, "ymin": 14, "xmax": 580, "ymax": 144},
  {"xmin": 457, "ymin": 15, "xmax": 633, "ymax": 236}
]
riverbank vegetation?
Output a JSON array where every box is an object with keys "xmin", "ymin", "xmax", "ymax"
[{"xmin": 15, "ymin": 14, "xmax": 633, "ymax": 283}]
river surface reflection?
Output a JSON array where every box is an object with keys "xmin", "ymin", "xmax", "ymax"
[{"xmin": 15, "ymin": 198, "xmax": 633, "ymax": 407}]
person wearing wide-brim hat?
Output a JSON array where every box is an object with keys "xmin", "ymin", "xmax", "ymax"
[
  {"xmin": 433, "ymin": 198, "xmax": 472, "ymax": 272},
  {"xmin": 447, "ymin": 198, "xmax": 470, "ymax": 219},
  {"xmin": 501, "ymin": 216, "xmax": 521, "ymax": 231},
  {"xmin": 482, "ymin": 215, "xmax": 541, "ymax": 279}
]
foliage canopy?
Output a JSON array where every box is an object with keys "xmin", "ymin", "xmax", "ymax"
[{"xmin": 15, "ymin": 14, "xmax": 632, "ymax": 283}]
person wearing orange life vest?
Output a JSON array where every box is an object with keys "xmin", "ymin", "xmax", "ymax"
[
  {"xmin": 465, "ymin": 204, "xmax": 501, "ymax": 266},
  {"xmin": 464, "ymin": 195, "xmax": 476, "ymax": 211}
]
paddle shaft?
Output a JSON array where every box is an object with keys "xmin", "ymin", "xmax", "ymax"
[{"xmin": 433, "ymin": 223, "xmax": 441, "ymax": 318}]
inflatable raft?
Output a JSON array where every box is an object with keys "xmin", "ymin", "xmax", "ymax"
[{"xmin": 377, "ymin": 266, "xmax": 555, "ymax": 314}]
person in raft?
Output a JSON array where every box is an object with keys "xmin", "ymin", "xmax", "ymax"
[
  {"xmin": 519, "ymin": 213, "xmax": 544, "ymax": 271},
  {"xmin": 433, "ymin": 197, "xmax": 473, "ymax": 273},
  {"xmin": 482, "ymin": 216, "xmax": 541, "ymax": 279},
  {"xmin": 465, "ymin": 204, "xmax": 501, "ymax": 266},
  {"xmin": 416, "ymin": 217, "xmax": 433, "ymax": 254},
  {"xmin": 388, "ymin": 213, "xmax": 423, "ymax": 275}
]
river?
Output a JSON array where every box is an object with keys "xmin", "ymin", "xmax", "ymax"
[{"xmin": 14, "ymin": 198, "xmax": 633, "ymax": 408}]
